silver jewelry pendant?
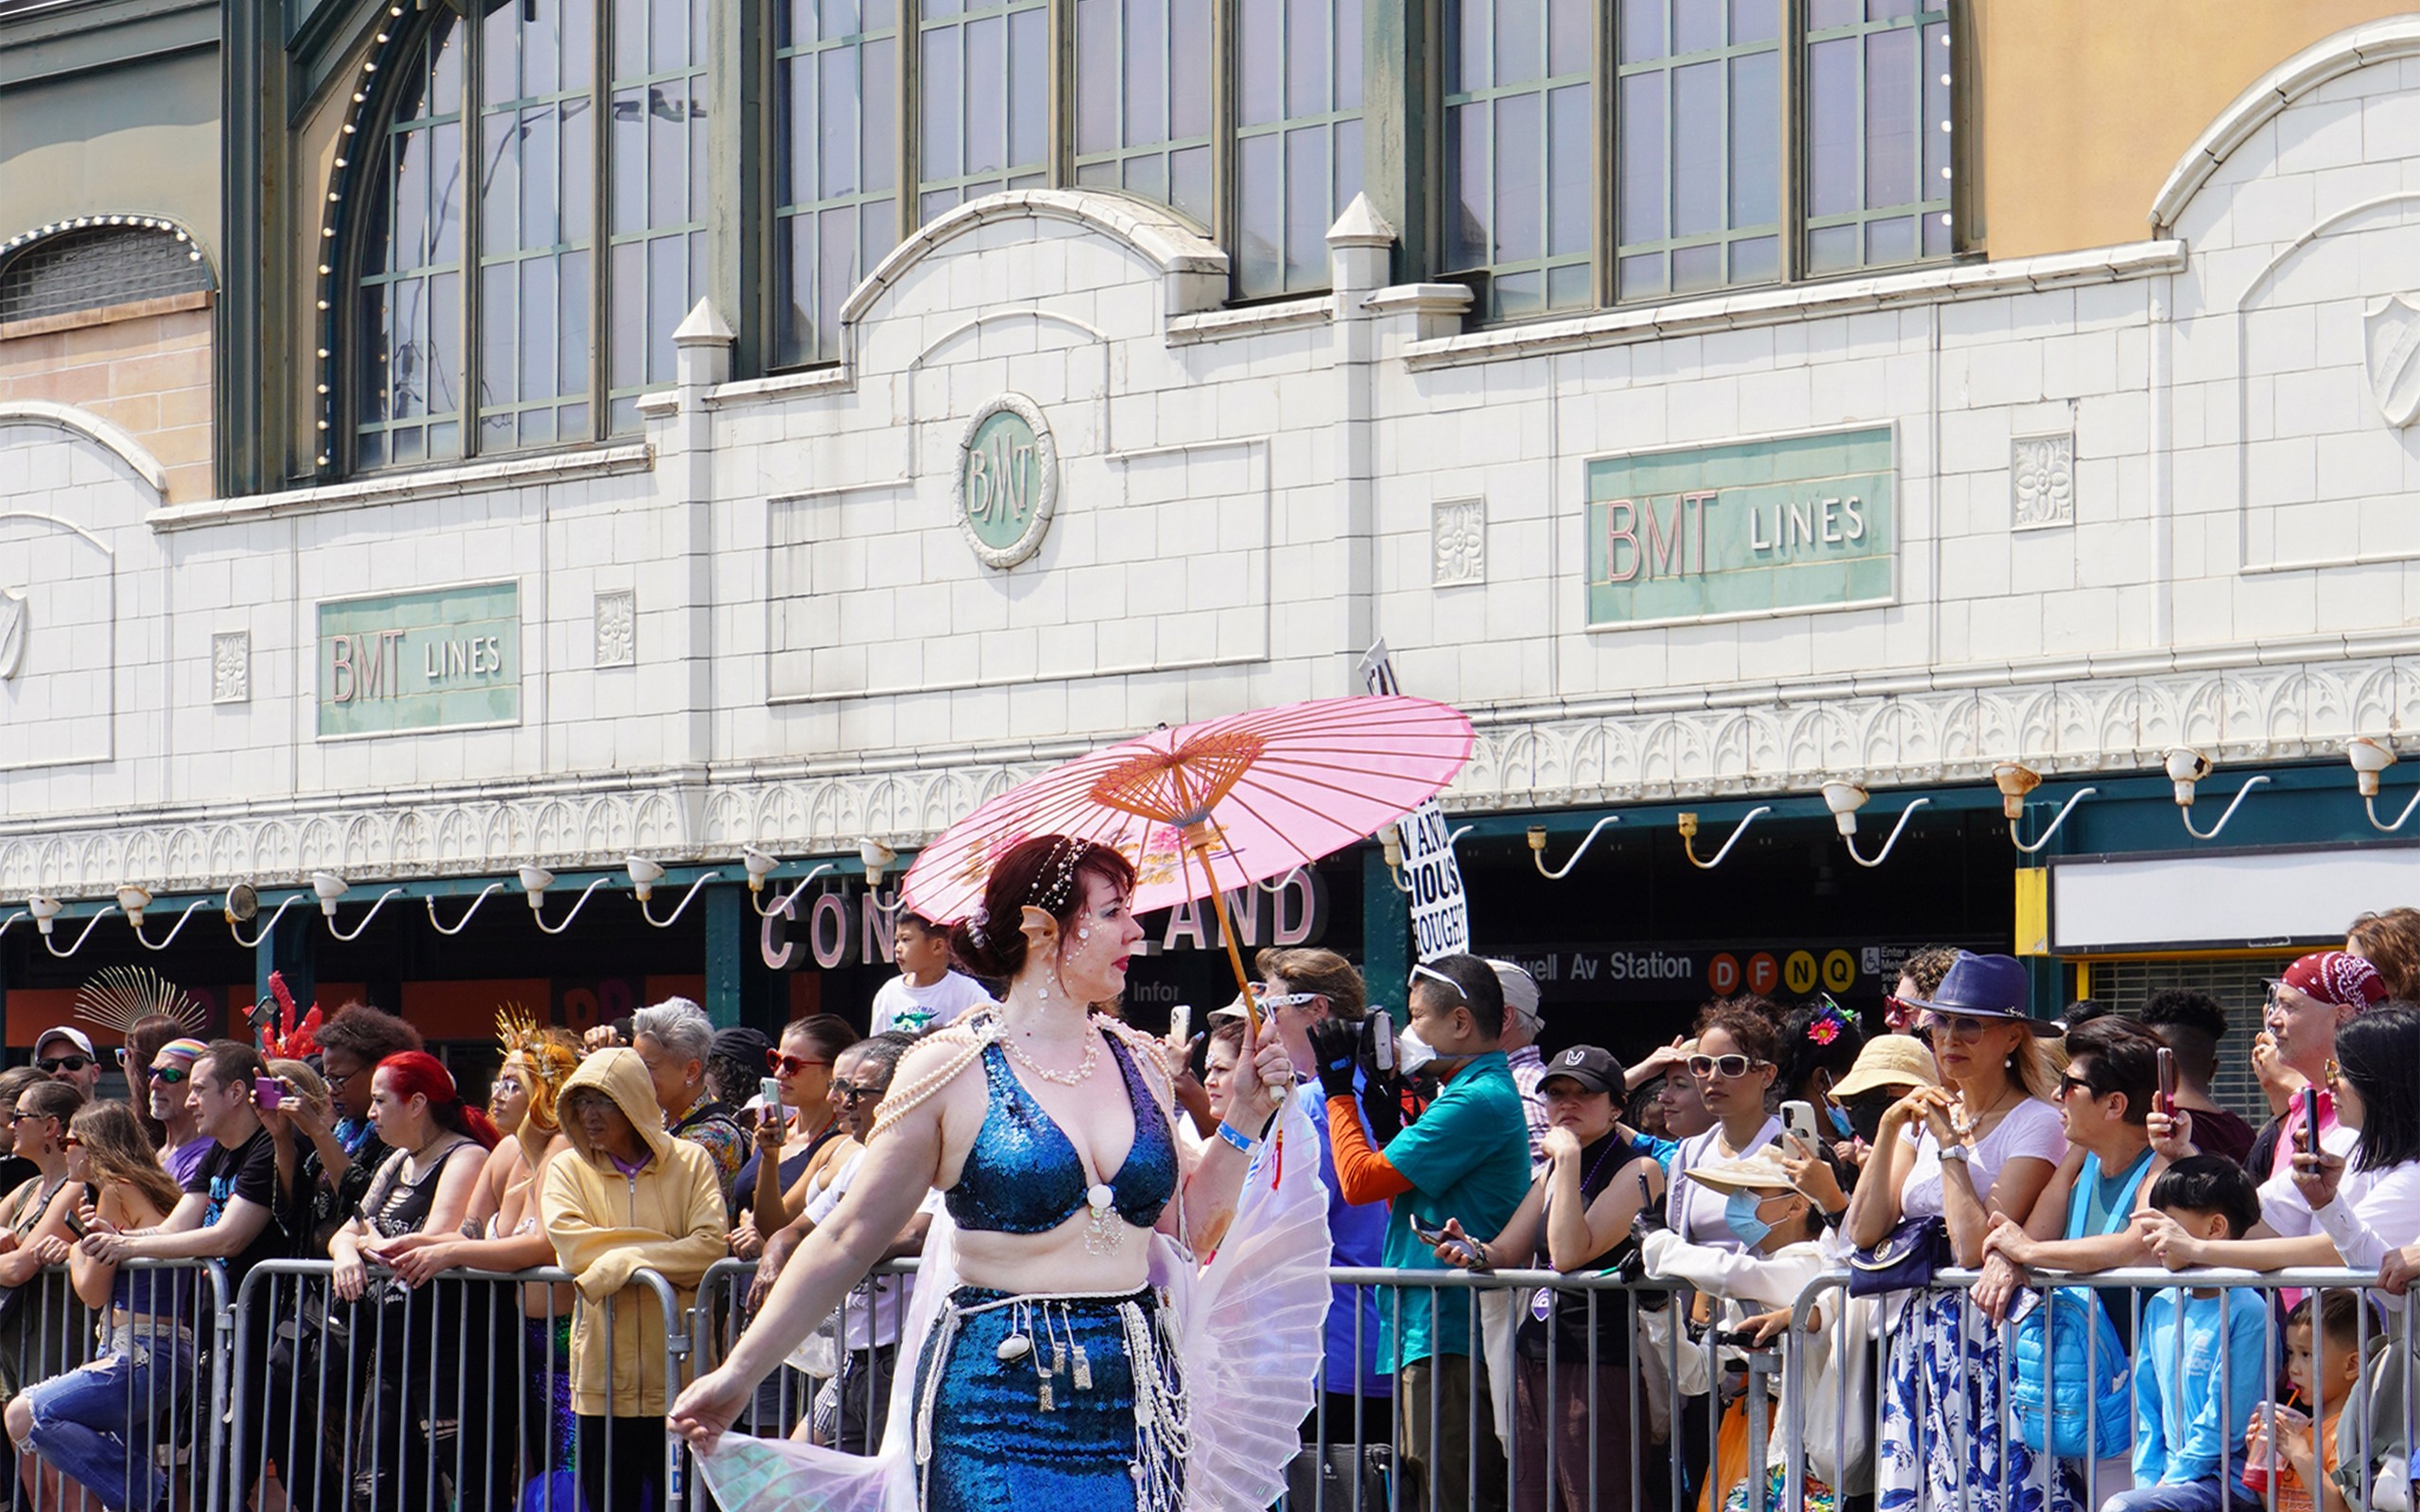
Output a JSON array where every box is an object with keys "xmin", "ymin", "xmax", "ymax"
[
  {"xmin": 1071, "ymin": 1343, "xmax": 1093, "ymax": 1391},
  {"xmin": 1038, "ymin": 1381, "xmax": 1056, "ymax": 1413}
]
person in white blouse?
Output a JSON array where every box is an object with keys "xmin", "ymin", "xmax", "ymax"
[
  {"xmin": 1844, "ymin": 952, "xmax": 2068, "ymax": 1512},
  {"xmin": 2144, "ymin": 1005, "xmax": 2420, "ymax": 1282}
]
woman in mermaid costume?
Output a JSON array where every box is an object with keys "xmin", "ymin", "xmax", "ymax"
[{"xmin": 669, "ymin": 833, "xmax": 1333, "ymax": 1512}]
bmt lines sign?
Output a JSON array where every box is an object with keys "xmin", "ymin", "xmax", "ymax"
[
  {"xmin": 316, "ymin": 581, "xmax": 521, "ymax": 738},
  {"xmin": 1583, "ymin": 425, "xmax": 1895, "ymax": 627}
]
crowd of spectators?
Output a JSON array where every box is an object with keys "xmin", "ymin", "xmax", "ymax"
[{"xmin": 5, "ymin": 903, "xmax": 2420, "ymax": 1512}]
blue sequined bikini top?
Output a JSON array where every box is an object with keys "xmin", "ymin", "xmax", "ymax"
[{"xmin": 945, "ymin": 1030, "xmax": 1178, "ymax": 1235}]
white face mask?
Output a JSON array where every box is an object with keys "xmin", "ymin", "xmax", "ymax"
[{"xmin": 1396, "ymin": 1025, "xmax": 1439, "ymax": 1077}]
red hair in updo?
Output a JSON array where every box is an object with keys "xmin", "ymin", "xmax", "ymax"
[
  {"xmin": 949, "ymin": 836, "xmax": 1138, "ymax": 982},
  {"xmin": 378, "ymin": 1051, "xmax": 502, "ymax": 1149}
]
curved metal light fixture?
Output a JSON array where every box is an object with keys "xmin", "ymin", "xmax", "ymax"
[
  {"xmin": 2348, "ymin": 737, "xmax": 2420, "ymax": 833},
  {"xmin": 313, "ymin": 871, "xmax": 406, "ymax": 941},
  {"xmin": 225, "ymin": 885, "xmax": 305, "ymax": 949},
  {"xmin": 117, "ymin": 885, "xmax": 213, "ymax": 951},
  {"xmin": 426, "ymin": 882, "xmax": 508, "ymax": 936},
  {"xmin": 1374, "ymin": 824, "xmax": 1477, "ymax": 893},
  {"xmin": 628, "ymin": 857, "xmax": 722, "ymax": 928},
  {"xmin": 2167, "ymin": 747, "xmax": 2268, "ymax": 841},
  {"xmin": 1992, "ymin": 764, "xmax": 2096, "ymax": 854},
  {"xmin": 1821, "ymin": 782, "xmax": 1930, "ymax": 868},
  {"xmin": 1678, "ymin": 806, "xmax": 1772, "ymax": 869},
  {"xmin": 1527, "ymin": 816, "xmax": 1620, "ymax": 880},
  {"xmin": 520, "ymin": 866, "xmax": 611, "ymax": 936},
  {"xmin": 30, "ymin": 896, "xmax": 117, "ymax": 957}
]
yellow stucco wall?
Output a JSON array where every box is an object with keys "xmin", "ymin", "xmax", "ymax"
[{"xmin": 1976, "ymin": 1, "xmax": 2420, "ymax": 258}]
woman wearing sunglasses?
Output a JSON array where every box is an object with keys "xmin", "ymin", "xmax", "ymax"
[
  {"xmin": 730, "ymin": 1018, "xmax": 856, "ymax": 1261},
  {"xmin": 1659, "ymin": 1002, "xmax": 1786, "ymax": 1512},
  {"xmin": 1844, "ymin": 952, "xmax": 2066, "ymax": 1512}
]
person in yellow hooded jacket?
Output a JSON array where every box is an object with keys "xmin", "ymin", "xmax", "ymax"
[{"xmin": 541, "ymin": 1045, "xmax": 728, "ymax": 1512}]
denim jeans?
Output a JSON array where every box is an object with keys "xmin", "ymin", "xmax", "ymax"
[
  {"xmin": 2098, "ymin": 1475, "xmax": 2260, "ymax": 1512},
  {"xmin": 18, "ymin": 1328, "xmax": 195, "ymax": 1512}
]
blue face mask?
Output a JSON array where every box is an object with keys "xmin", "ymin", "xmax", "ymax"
[
  {"xmin": 1723, "ymin": 1189, "xmax": 1777, "ymax": 1250},
  {"xmin": 1827, "ymin": 1102, "xmax": 1856, "ymax": 1139}
]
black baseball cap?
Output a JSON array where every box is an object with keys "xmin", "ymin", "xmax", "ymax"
[{"xmin": 1537, "ymin": 1044, "xmax": 1621, "ymax": 1095}]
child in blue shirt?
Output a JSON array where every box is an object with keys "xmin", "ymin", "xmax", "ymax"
[{"xmin": 2101, "ymin": 1157, "xmax": 2272, "ymax": 1512}]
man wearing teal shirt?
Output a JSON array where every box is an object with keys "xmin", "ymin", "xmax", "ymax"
[{"xmin": 1319, "ymin": 954, "xmax": 1532, "ymax": 1512}]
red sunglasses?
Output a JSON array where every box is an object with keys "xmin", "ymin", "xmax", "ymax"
[{"xmin": 767, "ymin": 1051, "xmax": 832, "ymax": 1076}]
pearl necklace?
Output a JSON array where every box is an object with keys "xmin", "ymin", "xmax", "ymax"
[{"xmin": 1002, "ymin": 1022, "xmax": 1100, "ymax": 1088}]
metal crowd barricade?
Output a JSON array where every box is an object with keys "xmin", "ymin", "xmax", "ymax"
[
  {"xmin": 0, "ymin": 1257, "xmax": 227, "ymax": 1512},
  {"xmin": 691, "ymin": 1255, "xmax": 923, "ymax": 1455},
  {"xmin": 1782, "ymin": 1264, "xmax": 2420, "ymax": 1512},
  {"xmin": 230, "ymin": 1260, "xmax": 690, "ymax": 1512},
  {"xmin": 1320, "ymin": 1263, "xmax": 1695, "ymax": 1512}
]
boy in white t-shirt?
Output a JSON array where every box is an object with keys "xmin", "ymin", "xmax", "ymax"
[{"xmin": 867, "ymin": 911, "xmax": 993, "ymax": 1034}]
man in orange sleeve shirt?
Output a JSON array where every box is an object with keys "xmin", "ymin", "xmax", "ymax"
[{"xmin": 1312, "ymin": 954, "xmax": 1531, "ymax": 1512}]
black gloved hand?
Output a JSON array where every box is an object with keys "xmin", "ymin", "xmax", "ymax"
[
  {"xmin": 1630, "ymin": 1194, "xmax": 1669, "ymax": 1246},
  {"xmin": 1306, "ymin": 1018, "xmax": 1360, "ymax": 1100},
  {"xmin": 1360, "ymin": 1070, "xmax": 1405, "ymax": 1145}
]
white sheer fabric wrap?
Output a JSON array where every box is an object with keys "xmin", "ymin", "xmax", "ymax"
[{"xmin": 697, "ymin": 1091, "xmax": 1332, "ymax": 1512}]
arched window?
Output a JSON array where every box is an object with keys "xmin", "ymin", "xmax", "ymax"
[
  {"xmin": 0, "ymin": 222, "xmax": 213, "ymax": 325},
  {"xmin": 350, "ymin": 0, "xmax": 708, "ymax": 472}
]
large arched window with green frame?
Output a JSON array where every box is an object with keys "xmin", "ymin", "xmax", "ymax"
[{"xmin": 349, "ymin": 0, "xmax": 708, "ymax": 472}]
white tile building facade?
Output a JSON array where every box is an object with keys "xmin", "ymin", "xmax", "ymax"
[{"xmin": 9, "ymin": 23, "xmax": 2420, "ymax": 903}]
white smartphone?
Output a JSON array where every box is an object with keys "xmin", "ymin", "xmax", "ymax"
[
  {"xmin": 1781, "ymin": 1099, "xmax": 1821, "ymax": 1150},
  {"xmin": 1168, "ymin": 1003, "xmax": 1191, "ymax": 1047},
  {"xmin": 759, "ymin": 1076, "xmax": 784, "ymax": 1122},
  {"xmin": 1370, "ymin": 1012, "xmax": 1395, "ymax": 1072}
]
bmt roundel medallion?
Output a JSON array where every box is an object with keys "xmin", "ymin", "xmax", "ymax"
[{"xmin": 956, "ymin": 393, "xmax": 1059, "ymax": 569}]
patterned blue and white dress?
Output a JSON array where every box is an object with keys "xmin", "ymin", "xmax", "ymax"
[{"xmin": 1874, "ymin": 1100, "xmax": 2068, "ymax": 1512}]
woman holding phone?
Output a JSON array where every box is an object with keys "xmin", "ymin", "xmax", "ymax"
[
  {"xmin": 2143, "ymin": 1005, "xmax": 2420, "ymax": 1274},
  {"xmin": 729, "ymin": 1018, "xmax": 856, "ymax": 1259}
]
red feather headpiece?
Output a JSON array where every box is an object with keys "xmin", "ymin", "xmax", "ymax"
[{"xmin": 262, "ymin": 971, "xmax": 323, "ymax": 1059}]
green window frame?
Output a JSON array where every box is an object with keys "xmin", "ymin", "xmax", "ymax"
[
  {"xmin": 1802, "ymin": 0, "xmax": 1952, "ymax": 275},
  {"xmin": 1439, "ymin": 0, "xmax": 1594, "ymax": 321},
  {"xmin": 1234, "ymin": 0, "xmax": 1365, "ymax": 299},
  {"xmin": 347, "ymin": 0, "xmax": 712, "ymax": 472},
  {"xmin": 773, "ymin": 0, "xmax": 902, "ymax": 368},
  {"xmin": 355, "ymin": 24, "xmax": 468, "ymax": 471},
  {"xmin": 914, "ymin": 0, "xmax": 1051, "ymax": 222},
  {"xmin": 1071, "ymin": 0, "xmax": 1216, "ymax": 228},
  {"xmin": 605, "ymin": 0, "xmax": 712, "ymax": 431},
  {"xmin": 1611, "ymin": 0, "xmax": 1782, "ymax": 301}
]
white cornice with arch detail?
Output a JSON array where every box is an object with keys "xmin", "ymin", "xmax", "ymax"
[
  {"xmin": 6, "ymin": 636, "xmax": 2419, "ymax": 897},
  {"xmin": 0, "ymin": 403, "xmax": 170, "ymax": 497},
  {"xmin": 2151, "ymin": 17, "xmax": 2420, "ymax": 233}
]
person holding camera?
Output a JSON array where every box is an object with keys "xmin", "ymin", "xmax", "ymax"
[{"xmin": 1317, "ymin": 954, "xmax": 1532, "ymax": 1512}]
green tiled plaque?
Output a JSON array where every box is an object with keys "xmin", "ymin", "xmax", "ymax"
[
  {"xmin": 1584, "ymin": 426, "xmax": 1895, "ymax": 628},
  {"xmin": 317, "ymin": 581, "xmax": 521, "ymax": 737}
]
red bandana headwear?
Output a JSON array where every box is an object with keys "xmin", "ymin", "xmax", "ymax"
[{"xmin": 2282, "ymin": 951, "xmax": 2387, "ymax": 1011}]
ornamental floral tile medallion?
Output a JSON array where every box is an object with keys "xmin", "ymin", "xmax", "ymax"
[
  {"xmin": 211, "ymin": 630, "xmax": 250, "ymax": 704},
  {"xmin": 2011, "ymin": 432, "xmax": 2075, "ymax": 531},
  {"xmin": 596, "ymin": 590, "xmax": 637, "ymax": 668},
  {"xmin": 1433, "ymin": 498, "xmax": 1485, "ymax": 585}
]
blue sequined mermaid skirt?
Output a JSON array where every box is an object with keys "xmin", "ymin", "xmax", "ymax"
[{"xmin": 912, "ymin": 1287, "xmax": 1186, "ymax": 1512}]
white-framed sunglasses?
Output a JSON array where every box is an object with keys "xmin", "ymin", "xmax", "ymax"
[
  {"xmin": 1409, "ymin": 962, "xmax": 1467, "ymax": 1001},
  {"xmin": 1251, "ymin": 988, "xmax": 1320, "ymax": 1009}
]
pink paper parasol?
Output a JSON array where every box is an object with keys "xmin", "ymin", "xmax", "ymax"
[{"xmin": 901, "ymin": 695, "xmax": 1476, "ymax": 1006}]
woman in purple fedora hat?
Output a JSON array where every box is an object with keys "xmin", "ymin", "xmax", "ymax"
[{"xmin": 1845, "ymin": 952, "xmax": 2071, "ymax": 1512}]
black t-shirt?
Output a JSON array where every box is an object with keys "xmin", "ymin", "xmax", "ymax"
[
  {"xmin": 185, "ymin": 1128, "xmax": 285, "ymax": 1285},
  {"xmin": 1515, "ymin": 1132, "xmax": 1644, "ymax": 1366}
]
